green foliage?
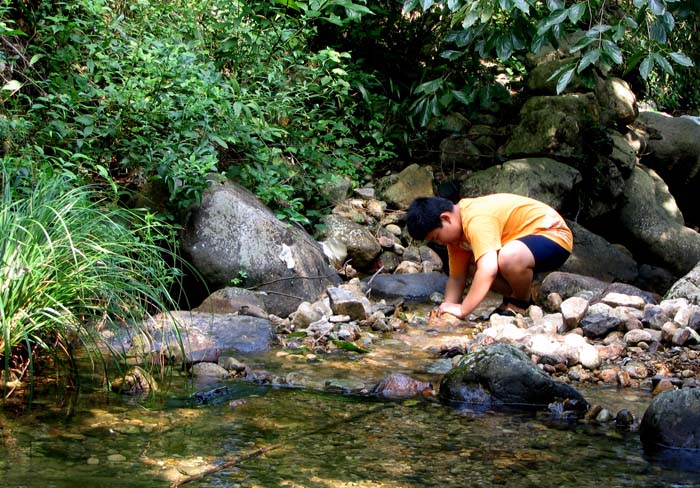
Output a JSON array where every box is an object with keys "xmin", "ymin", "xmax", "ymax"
[
  {"xmin": 404, "ymin": 0, "xmax": 695, "ymax": 97},
  {"xmin": 0, "ymin": 0, "xmax": 394, "ymax": 225},
  {"xmin": 0, "ymin": 164, "xmax": 184, "ymax": 387}
]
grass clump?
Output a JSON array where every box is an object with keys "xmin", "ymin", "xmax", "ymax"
[{"xmin": 0, "ymin": 167, "xmax": 184, "ymax": 398}]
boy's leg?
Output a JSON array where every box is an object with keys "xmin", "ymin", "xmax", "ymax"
[{"xmin": 497, "ymin": 240, "xmax": 536, "ymax": 303}]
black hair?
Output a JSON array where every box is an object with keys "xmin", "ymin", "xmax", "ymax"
[{"xmin": 406, "ymin": 197, "xmax": 455, "ymax": 240}]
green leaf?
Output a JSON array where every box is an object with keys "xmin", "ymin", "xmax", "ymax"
[
  {"xmin": 414, "ymin": 78, "xmax": 443, "ymax": 95},
  {"xmin": 496, "ymin": 35, "xmax": 513, "ymax": 60},
  {"xmin": 649, "ymin": 19, "xmax": 668, "ymax": 43},
  {"xmin": 639, "ymin": 56, "xmax": 654, "ymax": 80},
  {"xmin": 420, "ymin": 0, "xmax": 434, "ymax": 10},
  {"xmin": 602, "ymin": 40, "xmax": 623, "ymax": 65},
  {"xmin": 2, "ymin": 80, "xmax": 22, "ymax": 91},
  {"xmin": 512, "ymin": 0, "xmax": 530, "ymax": 14},
  {"xmin": 669, "ymin": 51, "xmax": 694, "ymax": 67},
  {"xmin": 556, "ymin": 67, "xmax": 576, "ymax": 94},
  {"xmin": 649, "ymin": 0, "xmax": 666, "ymax": 15},
  {"xmin": 653, "ymin": 52, "xmax": 674, "ymax": 75},
  {"xmin": 577, "ymin": 48, "xmax": 600, "ymax": 72},
  {"xmin": 332, "ymin": 340, "xmax": 369, "ymax": 353},
  {"xmin": 402, "ymin": 0, "xmax": 419, "ymax": 14},
  {"xmin": 441, "ymin": 50, "xmax": 465, "ymax": 60},
  {"xmin": 568, "ymin": 3, "xmax": 586, "ymax": 23},
  {"xmin": 569, "ymin": 35, "xmax": 596, "ymax": 53}
]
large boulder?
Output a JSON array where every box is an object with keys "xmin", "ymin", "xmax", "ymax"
[
  {"xmin": 181, "ymin": 181, "xmax": 340, "ymax": 317},
  {"xmin": 365, "ymin": 272, "xmax": 448, "ymax": 302},
  {"xmin": 640, "ymin": 388, "xmax": 700, "ymax": 450},
  {"xmin": 503, "ymin": 94, "xmax": 599, "ymax": 159},
  {"xmin": 438, "ymin": 342, "xmax": 588, "ymax": 410},
  {"xmin": 459, "ymin": 157, "xmax": 581, "ymax": 210},
  {"xmin": 665, "ymin": 261, "xmax": 700, "ymax": 305},
  {"xmin": 318, "ymin": 214, "xmax": 381, "ymax": 270},
  {"xmin": 379, "ymin": 163, "xmax": 435, "ymax": 209},
  {"xmin": 617, "ymin": 165, "xmax": 700, "ymax": 276},
  {"xmin": 594, "ymin": 77, "xmax": 638, "ymax": 128},
  {"xmin": 635, "ymin": 110, "xmax": 700, "ymax": 225},
  {"xmin": 560, "ymin": 220, "xmax": 638, "ymax": 283}
]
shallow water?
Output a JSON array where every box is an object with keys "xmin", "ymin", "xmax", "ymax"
[
  {"xmin": 2, "ymin": 299, "xmax": 699, "ymax": 488},
  {"xmin": 1, "ymin": 379, "xmax": 699, "ymax": 488}
]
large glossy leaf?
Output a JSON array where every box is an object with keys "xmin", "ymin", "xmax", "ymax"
[
  {"xmin": 653, "ymin": 52, "xmax": 674, "ymax": 74},
  {"xmin": 577, "ymin": 48, "xmax": 600, "ymax": 72},
  {"xmin": 669, "ymin": 51, "xmax": 694, "ymax": 67},
  {"xmin": 556, "ymin": 67, "xmax": 576, "ymax": 94},
  {"xmin": 568, "ymin": 3, "xmax": 586, "ymax": 23},
  {"xmin": 639, "ymin": 56, "xmax": 654, "ymax": 80},
  {"xmin": 649, "ymin": 0, "xmax": 666, "ymax": 15}
]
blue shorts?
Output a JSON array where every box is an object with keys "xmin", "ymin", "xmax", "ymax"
[{"xmin": 516, "ymin": 235, "xmax": 570, "ymax": 272}]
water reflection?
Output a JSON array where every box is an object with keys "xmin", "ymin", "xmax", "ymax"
[{"xmin": 1, "ymin": 380, "xmax": 699, "ymax": 488}]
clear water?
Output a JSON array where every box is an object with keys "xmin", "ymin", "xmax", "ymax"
[
  {"xmin": 1, "ymin": 380, "xmax": 699, "ymax": 488},
  {"xmin": 2, "ymin": 298, "xmax": 699, "ymax": 488}
]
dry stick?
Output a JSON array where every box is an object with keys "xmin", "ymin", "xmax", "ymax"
[{"xmin": 170, "ymin": 402, "xmax": 393, "ymax": 488}]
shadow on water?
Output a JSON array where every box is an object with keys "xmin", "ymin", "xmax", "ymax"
[{"xmin": 2, "ymin": 376, "xmax": 700, "ymax": 488}]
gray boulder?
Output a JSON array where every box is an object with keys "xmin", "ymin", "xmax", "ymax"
[
  {"xmin": 181, "ymin": 181, "xmax": 340, "ymax": 317},
  {"xmin": 459, "ymin": 157, "xmax": 581, "ymax": 210},
  {"xmin": 617, "ymin": 165, "xmax": 700, "ymax": 276},
  {"xmin": 665, "ymin": 261, "xmax": 700, "ymax": 305},
  {"xmin": 319, "ymin": 214, "xmax": 381, "ymax": 270},
  {"xmin": 539, "ymin": 272, "xmax": 609, "ymax": 301},
  {"xmin": 379, "ymin": 163, "xmax": 435, "ymax": 209},
  {"xmin": 365, "ymin": 272, "xmax": 448, "ymax": 303},
  {"xmin": 503, "ymin": 94, "xmax": 599, "ymax": 159},
  {"xmin": 640, "ymin": 388, "xmax": 700, "ymax": 450},
  {"xmin": 438, "ymin": 343, "xmax": 588, "ymax": 410},
  {"xmin": 560, "ymin": 220, "xmax": 638, "ymax": 283}
]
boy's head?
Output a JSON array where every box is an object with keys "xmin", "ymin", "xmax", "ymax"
[{"xmin": 406, "ymin": 197, "xmax": 455, "ymax": 240}]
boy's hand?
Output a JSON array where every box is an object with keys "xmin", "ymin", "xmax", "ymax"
[{"xmin": 437, "ymin": 302, "xmax": 464, "ymax": 319}]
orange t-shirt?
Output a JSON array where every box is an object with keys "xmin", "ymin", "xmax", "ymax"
[{"xmin": 447, "ymin": 193, "xmax": 573, "ymax": 276}]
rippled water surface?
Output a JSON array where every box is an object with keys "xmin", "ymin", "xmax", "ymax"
[{"xmin": 1, "ymin": 379, "xmax": 698, "ymax": 488}]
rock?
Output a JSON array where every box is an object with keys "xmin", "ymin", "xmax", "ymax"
[
  {"xmin": 665, "ymin": 261, "xmax": 700, "ymax": 305},
  {"xmin": 194, "ymin": 287, "xmax": 268, "ymax": 318},
  {"xmin": 326, "ymin": 285, "xmax": 371, "ymax": 321},
  {"xmin": 319, "ymin": 214, "xmax": 381, "ymax": 269},
  {"xmin": 459, "ymin": 157, "xmax": 581, "ymax": 210},
  {"xmin": 560, "ymin": 221, "xmax": 638, "ymax": 283},
  {"xmin": 594, "ymin": 77, "xmax": 637, "ymax": 128},
  {"xmin": 503, "ymin": 94, "xmax": 599, "ymax": 160},
  {"xmin": 181, "ymin": 181, "xmax": 340, "ymax": 316},
  {"xmin": 539, "ymin": 272, "xmax": 609, "ymax": 302},
  {"xmin": 380, "ymin": 164, "xmax": 435, "ymax": 209},
  {"xmin": 138, "ymin": 311, "xmax": 274, "ymax": 360},
  {"xmin": 191, "ymin": 362, "xmax": 229, "ymax": 379},
  {"xmin": 617, "ymin": 165, "xmax": 700, "ymax": 276},
  {"xmin": 580, "ymin": 314, "xmax": 622, "ymax": 339},
  {"xmin": 365, "ymin": 272, "xmax": 448, "ymax": 303},
  {"xmin": 371, "ymin": 373, "xmax": 433, "ymax": 399},
  {"xmin": 640, "ymin": 388, "xmax": 700, "ymax": 450},
  {"xmin": 438, "ymin": 343, "xmax": 588, "ymax": 410},
  {"xmin": 439, "ymin": 136, "xmax": 484, "ymax": 171},
  {"xmin": 560, "ymin": 296, "xmax": 589, "ymax": 331},
  {"xmin": 636, "ymin": 110, "xmax": 700, "ymax": 223}
]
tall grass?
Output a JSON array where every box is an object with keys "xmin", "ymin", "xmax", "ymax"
[{"xmin": 0, "ymin": 170, "xmax": 184, "ymax": 396}]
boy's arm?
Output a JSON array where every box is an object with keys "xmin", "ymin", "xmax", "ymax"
[{"xmin": 439, "ymin": 250, "xmax": 498, "ymax": 318}]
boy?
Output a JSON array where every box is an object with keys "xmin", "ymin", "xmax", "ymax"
[{"xmin": 406, "ymin": 193, "xmax": 573, "ymax": 318}]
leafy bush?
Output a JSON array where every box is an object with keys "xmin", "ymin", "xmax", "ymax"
[
  {"xmin": 1, "ymin": 0, "xmax": 395, "ymax": 225},
  {"xmin": 0, "ymin": 164, "xmax": 184, "ymax": 391}
]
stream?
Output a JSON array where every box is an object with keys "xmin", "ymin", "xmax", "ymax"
[{"xmin": 1, "ymin": 300, "xmax": 699, "ymax": 488}]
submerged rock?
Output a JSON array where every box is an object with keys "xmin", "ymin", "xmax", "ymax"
[
  {"xmin": 371, "ymin": 373, "xmax": 433, "ymax": 399},
  {"xmin": 438, "ymin": 343, "xmax": 588, "ymax": 410},
  {"xmin": 640, "ymin": 388, "xmax": 700, "ymax": 450}
]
